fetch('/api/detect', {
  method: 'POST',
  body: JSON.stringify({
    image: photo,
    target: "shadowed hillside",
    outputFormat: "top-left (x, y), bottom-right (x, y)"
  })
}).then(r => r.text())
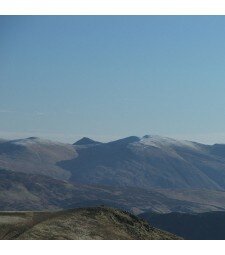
top-left (140, 211), bottom-right (225, 240)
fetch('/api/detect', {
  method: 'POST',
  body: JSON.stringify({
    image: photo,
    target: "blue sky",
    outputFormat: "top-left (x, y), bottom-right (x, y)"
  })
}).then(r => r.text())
top-left (1, 16), bottom-right (225, 144)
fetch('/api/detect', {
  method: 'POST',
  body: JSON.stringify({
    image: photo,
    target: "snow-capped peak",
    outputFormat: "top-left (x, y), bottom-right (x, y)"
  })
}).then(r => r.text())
top-left (140, 134), bottom-right (200, 150)
top-left (11, 137), bottom-right (66, 146)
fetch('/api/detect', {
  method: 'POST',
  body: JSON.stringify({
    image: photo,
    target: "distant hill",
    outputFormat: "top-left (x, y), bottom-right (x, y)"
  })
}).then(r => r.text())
top-left (139, 211), bottom-right (225, 240)
top-left (0, 207), bottom-right (181, 240)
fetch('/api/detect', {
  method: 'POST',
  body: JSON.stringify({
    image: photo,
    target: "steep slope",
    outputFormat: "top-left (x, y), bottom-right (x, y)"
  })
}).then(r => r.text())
top-left (139, 211), bottom-right (225, 240)
top-left (0, 137), bottom-right (77, 179)
top-left (59, 135), bottom-right (225, 190)
top-left (0, 207), bottom-right (181, 240)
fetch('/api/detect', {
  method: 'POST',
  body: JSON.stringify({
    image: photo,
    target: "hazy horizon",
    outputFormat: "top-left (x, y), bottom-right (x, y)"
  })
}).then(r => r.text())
top-left (2, 131), bottom-right (225, 145)
top-left (1, 16), bottom-right (225, 144)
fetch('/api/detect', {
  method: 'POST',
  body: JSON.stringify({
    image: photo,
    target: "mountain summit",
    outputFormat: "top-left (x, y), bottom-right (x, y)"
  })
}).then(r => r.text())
top-left (73, 137), bottom-right (101, 146)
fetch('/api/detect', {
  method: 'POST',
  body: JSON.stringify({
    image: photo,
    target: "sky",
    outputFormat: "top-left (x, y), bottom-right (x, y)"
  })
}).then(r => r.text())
top-left (1, 16), bottom-right (225, 144)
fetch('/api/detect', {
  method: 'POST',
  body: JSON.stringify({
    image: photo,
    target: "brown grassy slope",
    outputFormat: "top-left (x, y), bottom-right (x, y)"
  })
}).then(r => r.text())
top-left (0, 207), bottom-right (181, 240)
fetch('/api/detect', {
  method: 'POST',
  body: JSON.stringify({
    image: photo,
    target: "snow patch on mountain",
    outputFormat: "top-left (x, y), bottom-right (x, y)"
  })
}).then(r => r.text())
top-left (11, 137), bottom-right (68, 147)
top-left (140, 135), bottom-right (202, 151)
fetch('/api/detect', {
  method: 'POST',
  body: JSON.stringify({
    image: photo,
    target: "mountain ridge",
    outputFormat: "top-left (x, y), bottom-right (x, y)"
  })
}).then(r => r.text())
top-left (59, 135), bottom-right (225, 190)
top-left (2, 134), bottom-right (225, 190)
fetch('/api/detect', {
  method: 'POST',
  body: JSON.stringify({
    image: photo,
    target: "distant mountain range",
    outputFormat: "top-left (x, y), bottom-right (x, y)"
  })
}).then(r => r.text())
top-left (1, 135), bottom-right (225, 214)
top-left (60, 135), bottom-right (225, 190)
